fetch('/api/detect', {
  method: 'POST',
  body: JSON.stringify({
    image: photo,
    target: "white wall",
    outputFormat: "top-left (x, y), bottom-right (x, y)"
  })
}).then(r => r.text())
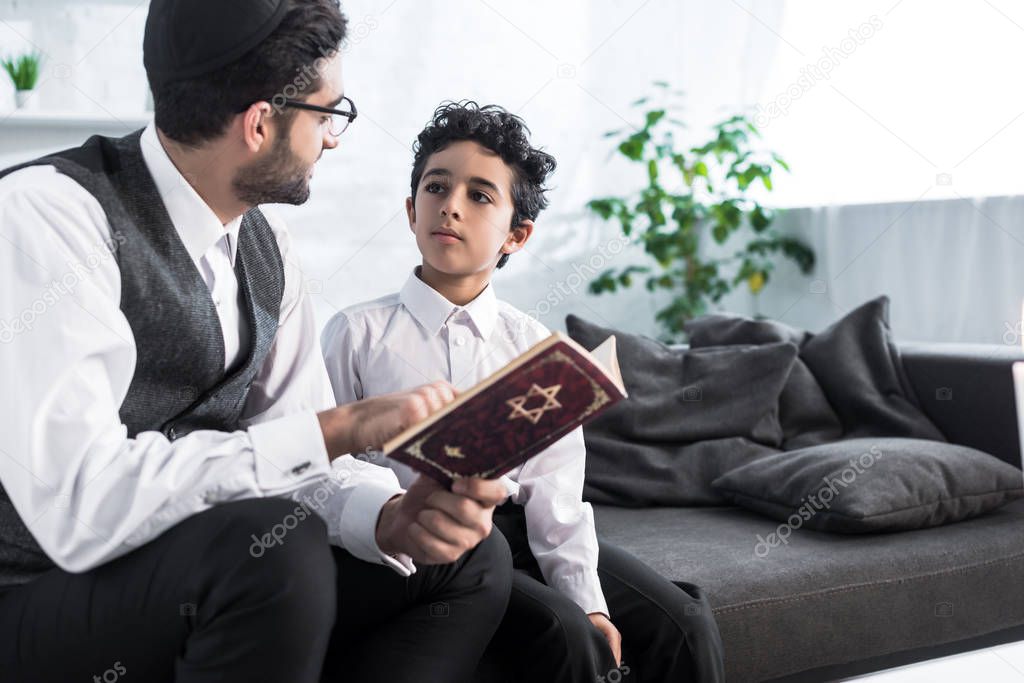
top-left (1, 0), bottom-right (1022, 345)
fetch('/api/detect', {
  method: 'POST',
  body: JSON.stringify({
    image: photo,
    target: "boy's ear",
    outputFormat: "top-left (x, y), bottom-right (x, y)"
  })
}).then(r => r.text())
top-left (405, 196), bottom-right (416, 232)
top-left (501, 220), bottom-right (534, 256)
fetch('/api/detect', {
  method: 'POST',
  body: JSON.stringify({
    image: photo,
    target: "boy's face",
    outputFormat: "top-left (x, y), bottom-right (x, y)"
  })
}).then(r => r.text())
top-left (407, 140), bottom-right (532, 277)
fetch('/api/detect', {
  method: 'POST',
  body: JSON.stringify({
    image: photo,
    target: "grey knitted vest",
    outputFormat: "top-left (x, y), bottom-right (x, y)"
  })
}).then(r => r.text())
top-left (0, 130), bottom-right (285, 587)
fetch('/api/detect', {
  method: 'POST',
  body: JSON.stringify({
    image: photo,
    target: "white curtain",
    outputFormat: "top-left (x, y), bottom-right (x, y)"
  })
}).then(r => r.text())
top-left (722, 195), bottom-right (1024, 345)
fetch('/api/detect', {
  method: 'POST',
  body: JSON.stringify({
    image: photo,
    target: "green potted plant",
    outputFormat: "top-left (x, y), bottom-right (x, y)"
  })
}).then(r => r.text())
top-left (3, 52), bottom-right (42, 109)
top-left (586, 82), bottom-right (815, 342)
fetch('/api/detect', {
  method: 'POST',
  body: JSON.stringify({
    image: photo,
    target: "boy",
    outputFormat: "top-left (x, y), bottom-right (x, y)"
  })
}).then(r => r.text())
top-left (322, 102), bottom-right (724, 682)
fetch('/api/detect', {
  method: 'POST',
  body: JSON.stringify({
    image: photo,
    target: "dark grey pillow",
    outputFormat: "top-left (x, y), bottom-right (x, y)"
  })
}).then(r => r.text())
top-left (566, 314), bottom-right (797, 505)
top-left (712, 438), bottom-right (1024, 532)
top-left (685, 312), bottom-right (810, 347)
top-left (684, 313), bottom-right (842, 449)
top-left (566, 314), bottom-right (797, 445)
top-left (583, 436), bottom-right (780, 507)
top-left (684, 296), bottom-right (945, 446)
top-left (801, 297), bottom-right (945, 442)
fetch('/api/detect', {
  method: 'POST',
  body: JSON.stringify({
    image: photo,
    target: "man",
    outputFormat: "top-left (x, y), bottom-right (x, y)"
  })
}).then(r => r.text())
top-left (0, 1), bottom-right (511, 681)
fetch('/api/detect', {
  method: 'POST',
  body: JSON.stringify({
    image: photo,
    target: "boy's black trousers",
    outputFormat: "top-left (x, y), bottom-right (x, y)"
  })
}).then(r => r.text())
top-left (0, 497), bottom-right (513, 683)
top-left (478, 503), bottom-right (726, 683)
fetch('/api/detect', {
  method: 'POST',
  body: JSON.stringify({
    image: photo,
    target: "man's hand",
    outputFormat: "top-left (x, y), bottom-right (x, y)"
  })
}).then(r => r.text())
top-left (375, 475), bottom-right (508, 565)
top-left (589, 613), bottom-right (622, 666)
top-left (317, 381), bottom-right (456, 458)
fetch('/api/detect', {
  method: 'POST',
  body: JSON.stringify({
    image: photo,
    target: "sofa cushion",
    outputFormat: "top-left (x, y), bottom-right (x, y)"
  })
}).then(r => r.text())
top-left (711, 438), bottom-right (1024, 532)
top-left (566, 314), bottom-right (796, 505)
top-left (684, 296), bottom-right (945, 447)
top-left (594, 498), bottom-right (1024, 682)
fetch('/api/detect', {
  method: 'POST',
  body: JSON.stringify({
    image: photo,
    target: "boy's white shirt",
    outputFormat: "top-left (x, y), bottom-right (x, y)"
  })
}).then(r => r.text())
top-left (322, 268), bottom-right (610, 617)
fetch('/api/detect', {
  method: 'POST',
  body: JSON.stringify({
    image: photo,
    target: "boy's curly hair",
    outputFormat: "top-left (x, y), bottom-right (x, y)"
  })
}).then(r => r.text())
top-left (410, 101), bottom-right (556, 268)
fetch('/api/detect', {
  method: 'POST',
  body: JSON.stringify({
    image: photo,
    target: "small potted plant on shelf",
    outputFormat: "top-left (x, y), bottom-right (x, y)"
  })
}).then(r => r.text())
top-left (3, 52), bottom-right (42, 109)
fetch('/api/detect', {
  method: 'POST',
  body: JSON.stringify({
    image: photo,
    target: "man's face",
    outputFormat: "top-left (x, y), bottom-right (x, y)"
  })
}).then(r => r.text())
top-left (409, 140), bottom-right (519, 276)
top-left (232, 53), bottom-right (344, 206)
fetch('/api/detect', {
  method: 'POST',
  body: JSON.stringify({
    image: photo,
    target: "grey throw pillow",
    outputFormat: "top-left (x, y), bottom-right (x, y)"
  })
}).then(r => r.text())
top-left (566, 314), bottom-right (797, 505)
top-left (800, 297), bottom-right (945, 442)
top-left (583, 435), bottom-right (780, 507)
top-left (712, 438), bottom-right (1024, 532)
top-left (567, 314), bottom-right (797, 445)
top-left (684, 296), bottom-right (945, 447)
top-left (684, 313), bottom-right (842, 449)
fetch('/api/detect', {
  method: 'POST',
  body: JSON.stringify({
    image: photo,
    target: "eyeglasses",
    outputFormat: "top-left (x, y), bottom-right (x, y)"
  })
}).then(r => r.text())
top-left (280, 95), bottom-right (358, 137)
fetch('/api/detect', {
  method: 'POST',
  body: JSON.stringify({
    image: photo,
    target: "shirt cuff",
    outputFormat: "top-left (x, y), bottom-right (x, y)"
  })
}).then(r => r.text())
top-left (248, 410), bottom-right (331, 494)
top-left (499, 474), bottom-right (520, 500)
top-left (555, 569), bottom-right (610, 617)
top-left (338, 475), bottom-right (416, 576)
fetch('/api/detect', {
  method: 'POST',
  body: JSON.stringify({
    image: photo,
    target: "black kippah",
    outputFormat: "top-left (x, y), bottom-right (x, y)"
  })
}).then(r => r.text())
top-left (144, 0), bottom-right (288, 87)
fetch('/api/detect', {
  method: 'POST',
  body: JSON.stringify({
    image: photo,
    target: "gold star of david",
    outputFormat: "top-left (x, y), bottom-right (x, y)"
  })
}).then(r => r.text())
top-left (443, 445), bottom-right (466, 459)
top-left (506, 383), bottom-right (563, 425)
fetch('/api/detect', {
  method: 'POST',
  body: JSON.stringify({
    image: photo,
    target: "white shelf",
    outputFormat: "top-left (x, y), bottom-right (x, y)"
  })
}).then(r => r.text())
top-left (0, 110), bottom-right (151, 129)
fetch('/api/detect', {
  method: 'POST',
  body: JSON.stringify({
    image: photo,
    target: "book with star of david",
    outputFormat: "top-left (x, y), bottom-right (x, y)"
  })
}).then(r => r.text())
top-left (381, 332), bottom-right (627, 485)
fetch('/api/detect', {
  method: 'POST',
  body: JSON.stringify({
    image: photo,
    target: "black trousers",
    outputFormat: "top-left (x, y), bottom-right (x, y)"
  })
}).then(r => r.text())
top-left (479, 504), bottom-right (726, 683)
top-left (0, 497), bottom-right (513, 683)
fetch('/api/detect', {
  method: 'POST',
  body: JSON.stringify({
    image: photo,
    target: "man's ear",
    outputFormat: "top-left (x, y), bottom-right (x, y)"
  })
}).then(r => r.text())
top-left (406, 196), bottom-right (416, 233)
top-left (240, 101), bottom-right (275, 154)
top-left (501, 219), bottom-right (534, 256)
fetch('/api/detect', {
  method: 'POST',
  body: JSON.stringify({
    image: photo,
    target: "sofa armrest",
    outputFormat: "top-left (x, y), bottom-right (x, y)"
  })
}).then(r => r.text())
top-left (897, 342), bottom-right (1024, 468)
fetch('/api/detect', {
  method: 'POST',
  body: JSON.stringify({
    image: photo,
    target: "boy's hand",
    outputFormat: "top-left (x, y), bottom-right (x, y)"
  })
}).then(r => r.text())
top-left (588, 613), bottom-right (622, 666)
top-left (317, 381), bottom-right (456, 458)
top-left (375, 475), bottom-right (508, 564)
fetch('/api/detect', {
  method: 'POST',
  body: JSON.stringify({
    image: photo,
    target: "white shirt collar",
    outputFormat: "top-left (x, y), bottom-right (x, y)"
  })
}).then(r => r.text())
top-left (399, 267), bottom-right (499, 339)
top-left (139, 123), bottom-right (243, 266)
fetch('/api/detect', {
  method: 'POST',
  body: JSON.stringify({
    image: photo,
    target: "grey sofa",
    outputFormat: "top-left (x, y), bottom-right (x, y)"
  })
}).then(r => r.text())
top-left (593, 342), bottom-right (1024, 682)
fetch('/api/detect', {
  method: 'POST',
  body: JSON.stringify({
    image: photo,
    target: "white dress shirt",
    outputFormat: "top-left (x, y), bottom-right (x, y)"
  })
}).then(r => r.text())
top-left (321, 268), bottom-right (609, 615)
top-left (0, 123), bottom-right (411, 575)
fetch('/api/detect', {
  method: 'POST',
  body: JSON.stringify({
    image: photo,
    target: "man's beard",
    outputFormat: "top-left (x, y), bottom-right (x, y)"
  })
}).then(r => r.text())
top-left (232, 133), bottom-right (312, 206)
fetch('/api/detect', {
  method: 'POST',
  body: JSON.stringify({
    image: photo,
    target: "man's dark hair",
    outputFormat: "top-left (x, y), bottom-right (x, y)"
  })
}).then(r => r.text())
top-left (410, 101), bottom-right (557, 269)
top-left (151, 0), bottom-right (348, 146)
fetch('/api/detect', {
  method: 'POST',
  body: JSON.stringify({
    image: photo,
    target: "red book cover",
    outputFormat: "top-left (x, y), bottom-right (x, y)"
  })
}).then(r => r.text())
top-left (382, 332), bottom-right (626, 485)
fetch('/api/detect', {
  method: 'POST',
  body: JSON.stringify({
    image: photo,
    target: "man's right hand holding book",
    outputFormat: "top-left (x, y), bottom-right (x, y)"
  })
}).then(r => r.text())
top-left (316, 381), bottom-right (508, 565)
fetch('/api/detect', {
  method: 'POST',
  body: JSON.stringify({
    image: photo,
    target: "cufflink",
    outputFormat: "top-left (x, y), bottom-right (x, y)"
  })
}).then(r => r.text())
top-left (291, 461), bottom-right (311, 475)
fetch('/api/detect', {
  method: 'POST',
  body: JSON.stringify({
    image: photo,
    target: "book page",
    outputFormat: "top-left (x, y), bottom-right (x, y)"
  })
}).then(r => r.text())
top-left (590, 335), bottom-right (626, 395)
